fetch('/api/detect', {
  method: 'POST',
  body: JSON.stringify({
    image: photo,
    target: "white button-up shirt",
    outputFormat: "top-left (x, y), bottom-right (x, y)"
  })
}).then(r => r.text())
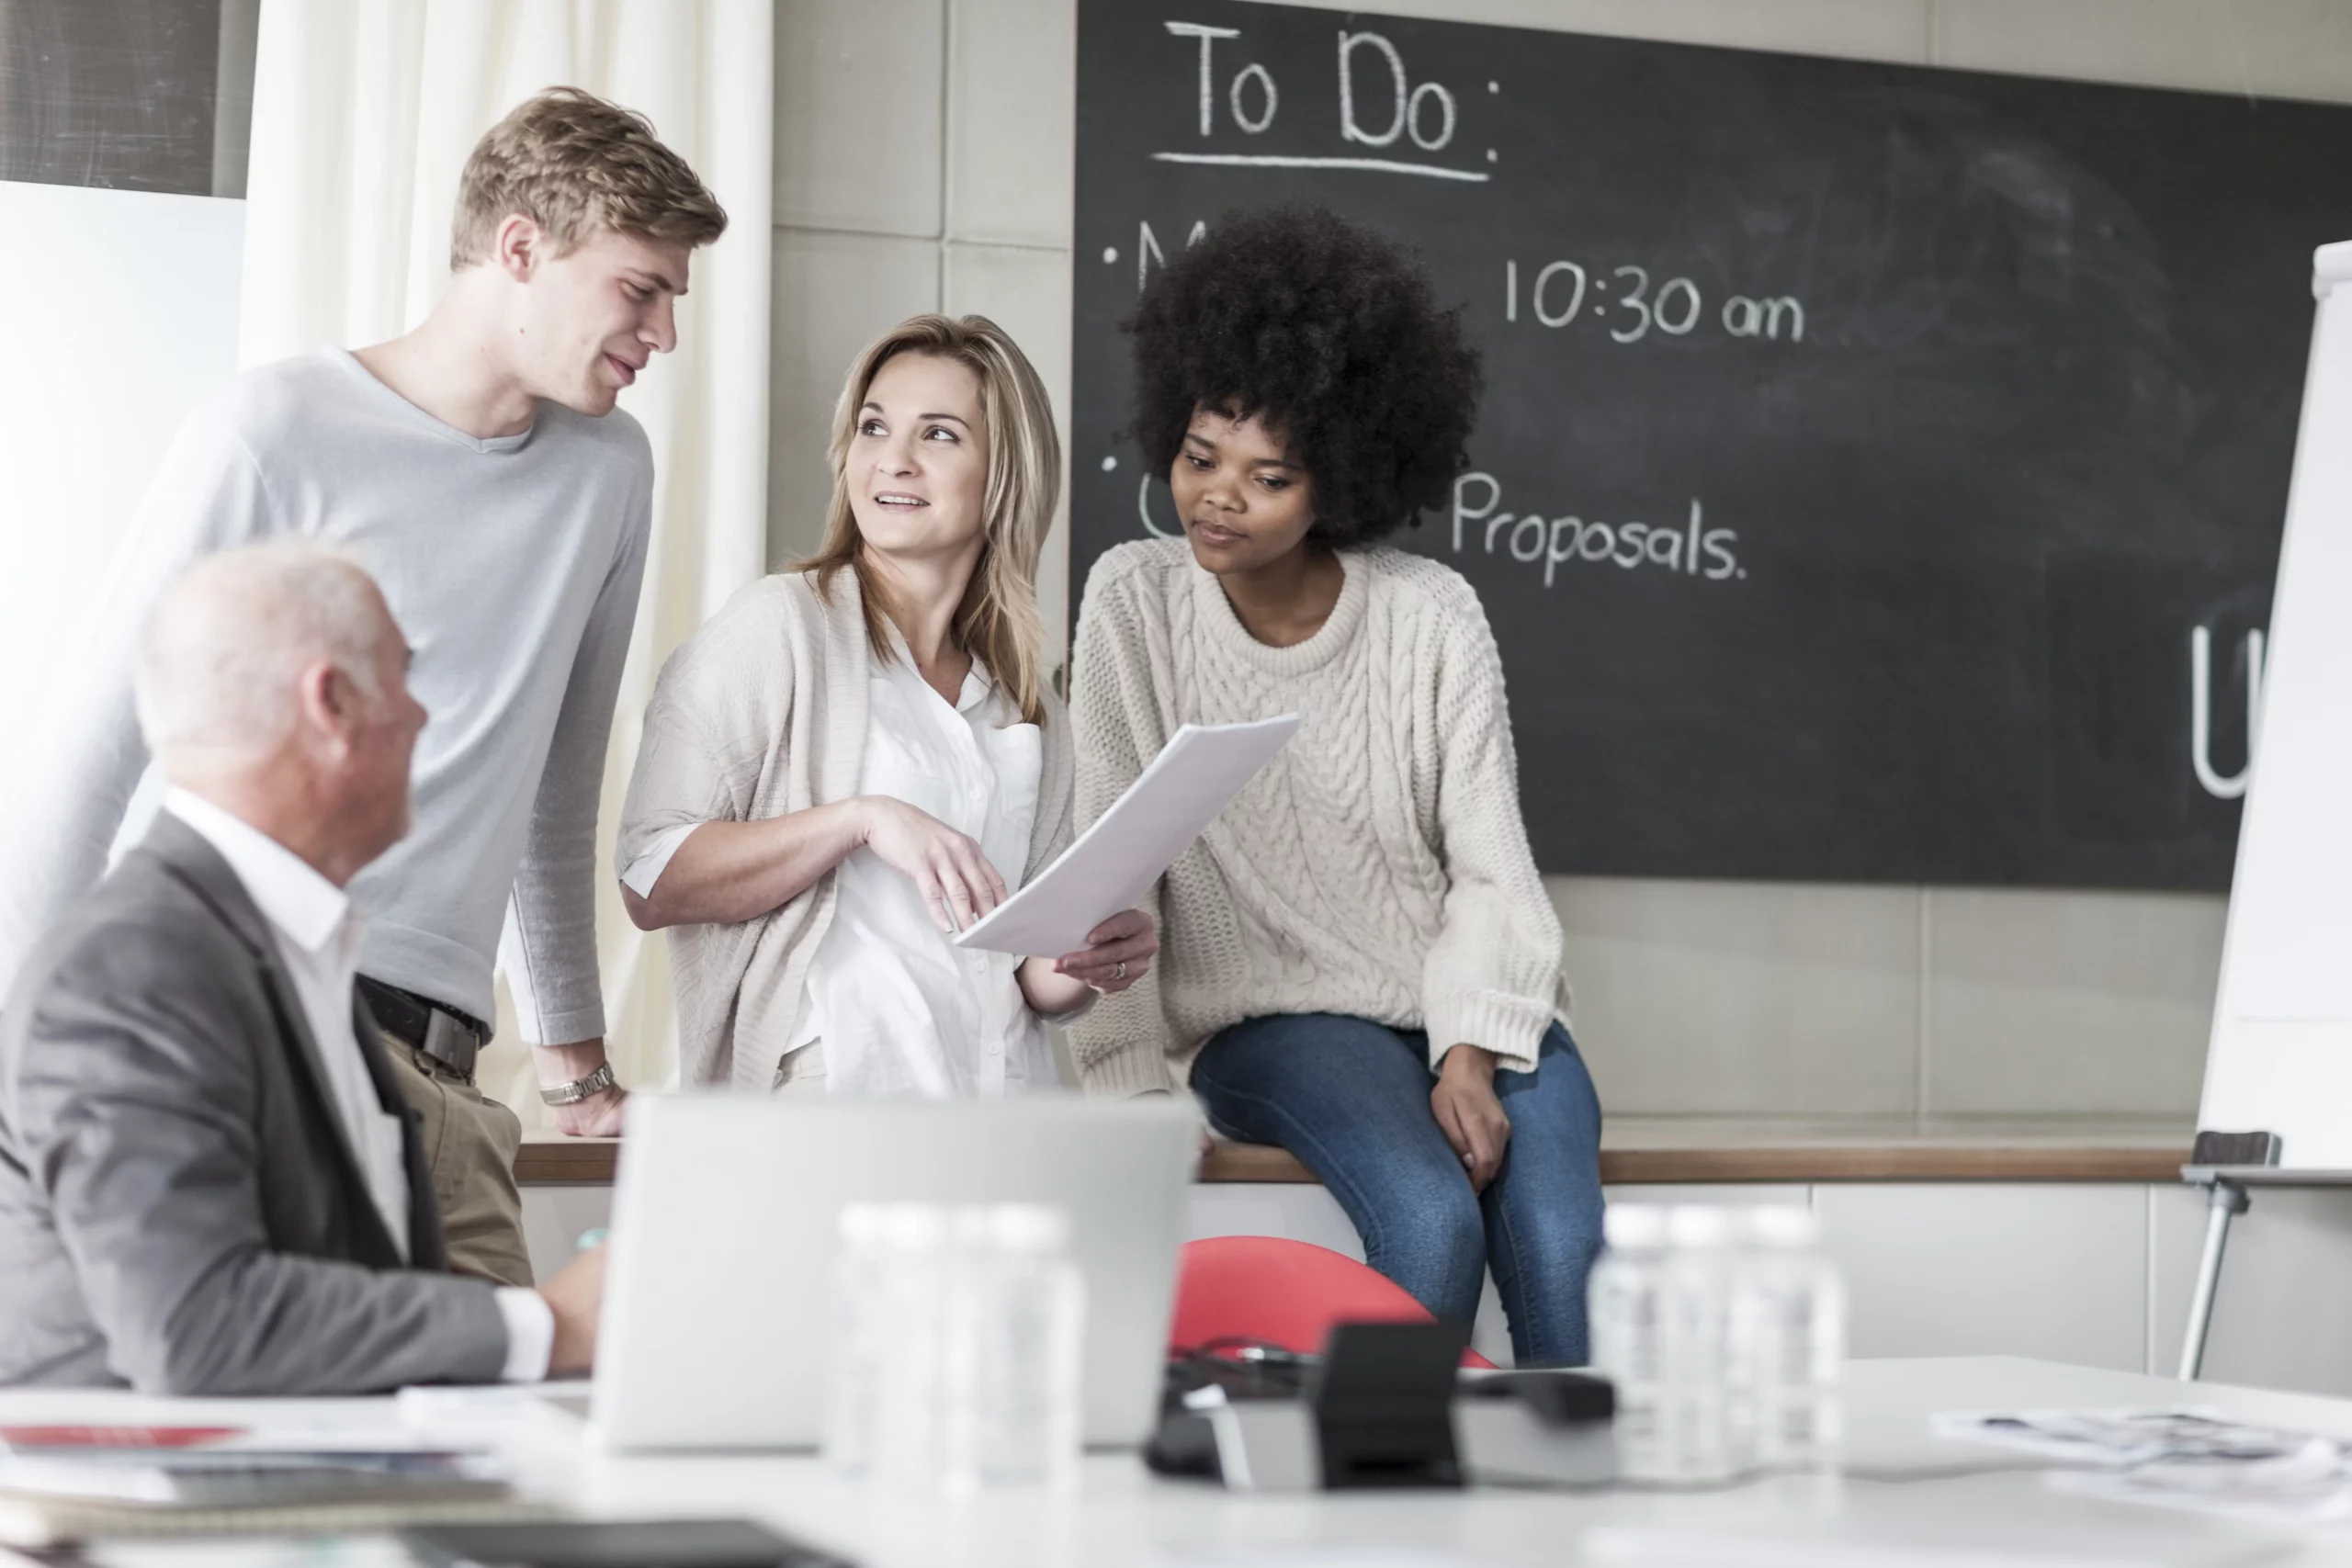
top-left (624, 643), bottom-right (1055, 1097)
top-left (164, 789), bottom-right (552, 1382)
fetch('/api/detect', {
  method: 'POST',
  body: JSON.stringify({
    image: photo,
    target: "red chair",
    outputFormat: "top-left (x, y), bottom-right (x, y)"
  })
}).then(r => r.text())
top-left (1169, 1235), bottom-right (1498, 1369)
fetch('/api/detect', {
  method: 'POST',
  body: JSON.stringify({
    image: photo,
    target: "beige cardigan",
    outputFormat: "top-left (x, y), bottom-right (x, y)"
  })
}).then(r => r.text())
top-left (617, 570), bottom-right (1075, 1091)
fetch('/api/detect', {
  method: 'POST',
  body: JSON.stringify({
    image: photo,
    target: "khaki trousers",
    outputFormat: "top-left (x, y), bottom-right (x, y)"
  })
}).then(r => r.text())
top-left (384, 1040), bottom-right (534, 1287)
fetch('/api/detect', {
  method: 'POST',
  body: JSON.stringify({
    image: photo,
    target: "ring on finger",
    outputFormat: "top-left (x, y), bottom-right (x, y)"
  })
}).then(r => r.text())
top-left (1114, 960), bottom-right (1127, 981)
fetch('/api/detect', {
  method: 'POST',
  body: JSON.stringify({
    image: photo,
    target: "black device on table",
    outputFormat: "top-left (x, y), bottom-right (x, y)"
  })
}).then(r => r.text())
top-left (401, 1517), bottom-right (853, 1568)
top-left (1148, 1319), bottom-right (1614, 1488)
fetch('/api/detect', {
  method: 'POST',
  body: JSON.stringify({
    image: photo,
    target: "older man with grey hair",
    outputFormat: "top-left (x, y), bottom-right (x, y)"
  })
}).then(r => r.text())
top-left (0, 541), bottom-right (602, 1393)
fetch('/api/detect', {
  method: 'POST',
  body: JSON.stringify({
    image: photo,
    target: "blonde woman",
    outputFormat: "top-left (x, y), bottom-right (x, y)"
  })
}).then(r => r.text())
top-left (618, 315), bottom-right (1155, 1095)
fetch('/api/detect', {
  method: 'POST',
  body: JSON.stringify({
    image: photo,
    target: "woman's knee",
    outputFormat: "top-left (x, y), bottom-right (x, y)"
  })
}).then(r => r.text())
top-left (1374, 1166), bottom-right (1487, 1270)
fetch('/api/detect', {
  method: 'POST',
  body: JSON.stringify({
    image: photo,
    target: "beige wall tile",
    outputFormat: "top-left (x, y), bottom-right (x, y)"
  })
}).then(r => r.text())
top-left (775, 0), bottom-right (946, 237)
top-left (1816, 1183), bottom-right (2147, 1369)
top-left (1932, 0), bottom-right (2352, 101)
top-left (947, 0), bottom-right (1076, 248)
top-left (1266, 0), bottom-right (1931, 63)
top-left (1923, 889), bottom-right (2224, 1121)
top-left (944, 243), bottom-right (1077, 671)
top-left (769, 231), bottom-right (942, 564)
top-left (1554, 876), bottom-right (1919, 1119)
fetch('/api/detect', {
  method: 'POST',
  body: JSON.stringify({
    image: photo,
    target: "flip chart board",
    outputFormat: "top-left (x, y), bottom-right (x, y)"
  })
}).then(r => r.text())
top-left (2196, 242), bottom-right (2352, 1170)
top-left (1069, 0), bottom-right (2352, 887)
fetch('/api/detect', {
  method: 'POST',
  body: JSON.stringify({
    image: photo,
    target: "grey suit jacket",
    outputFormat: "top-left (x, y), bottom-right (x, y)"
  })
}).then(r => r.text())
top-left (0, 815), bottom-right (509, 1393)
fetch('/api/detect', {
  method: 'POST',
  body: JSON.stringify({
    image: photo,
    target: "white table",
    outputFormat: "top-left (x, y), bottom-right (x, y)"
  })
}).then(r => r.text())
top-left (12, 1358), bottom-right (2352, 1565)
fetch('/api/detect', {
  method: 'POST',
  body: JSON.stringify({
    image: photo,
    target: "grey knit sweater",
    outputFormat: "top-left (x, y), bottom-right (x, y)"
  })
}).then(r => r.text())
top-left (1066, 538), bottom-right (1572, 1097)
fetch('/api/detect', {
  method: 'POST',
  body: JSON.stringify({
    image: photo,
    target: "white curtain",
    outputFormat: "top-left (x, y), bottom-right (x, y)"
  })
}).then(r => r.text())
top-left (240, 0), bottom-right (775, 1118)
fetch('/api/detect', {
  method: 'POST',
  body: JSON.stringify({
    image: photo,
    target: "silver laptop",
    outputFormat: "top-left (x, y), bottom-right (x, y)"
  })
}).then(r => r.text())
top-left (588, 1094), bottom-right (1198, 1452)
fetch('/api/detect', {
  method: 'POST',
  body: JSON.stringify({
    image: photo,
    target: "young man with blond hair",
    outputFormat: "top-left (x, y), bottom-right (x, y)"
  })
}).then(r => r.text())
top-left (0, 87), bottom-right (727, 1287)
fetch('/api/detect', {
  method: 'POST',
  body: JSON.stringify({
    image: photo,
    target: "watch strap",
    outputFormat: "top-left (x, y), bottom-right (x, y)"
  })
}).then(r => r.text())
top-left (539, 1061), bottom-right (617, 1106)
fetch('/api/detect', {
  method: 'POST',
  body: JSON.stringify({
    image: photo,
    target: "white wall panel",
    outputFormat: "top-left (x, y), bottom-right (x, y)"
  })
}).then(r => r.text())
top-left (1815, 1183), bottom-right (2148, 1371)
top-left (2153, 1183), bottom-right (2352, 1397)
top-left (0, 184), bottom-right (243, 807)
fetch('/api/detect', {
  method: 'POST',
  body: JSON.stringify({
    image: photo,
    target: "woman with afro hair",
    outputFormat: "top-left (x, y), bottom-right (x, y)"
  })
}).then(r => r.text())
top-left (1068, 207), bottom-right (1604, 1365)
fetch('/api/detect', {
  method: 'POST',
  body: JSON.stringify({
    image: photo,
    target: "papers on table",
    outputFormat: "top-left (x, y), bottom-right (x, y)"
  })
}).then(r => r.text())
top-left (1930, 1407), bottom-right (2315, 1467)
top-left (953, 715), bottom-right (1300, 958)
top-left (0, 1423), bottom-right (532, 1547)
top-left (1936, 1406), bottom-right (2352, 1526)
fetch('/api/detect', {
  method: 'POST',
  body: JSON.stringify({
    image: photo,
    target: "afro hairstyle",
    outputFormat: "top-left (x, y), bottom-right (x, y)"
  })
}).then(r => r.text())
top-left (1124, 204), bottom-right (1483, 547)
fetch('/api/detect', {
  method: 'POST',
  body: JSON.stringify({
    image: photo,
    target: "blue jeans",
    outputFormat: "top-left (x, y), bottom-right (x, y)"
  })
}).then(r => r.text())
top-left (1191, 1015), bottom-right (1605, 1367)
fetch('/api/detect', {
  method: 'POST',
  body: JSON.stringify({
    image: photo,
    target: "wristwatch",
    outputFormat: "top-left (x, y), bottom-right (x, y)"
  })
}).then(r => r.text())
top-left (540, 1061), bottom-right (618, 1106)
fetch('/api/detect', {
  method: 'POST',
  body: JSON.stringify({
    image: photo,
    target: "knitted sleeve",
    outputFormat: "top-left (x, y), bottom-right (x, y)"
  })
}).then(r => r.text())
top-left (1066, 560), bottom-right (1179, 1096)
top-left (1418, 588), bottom-right (1566, 1076)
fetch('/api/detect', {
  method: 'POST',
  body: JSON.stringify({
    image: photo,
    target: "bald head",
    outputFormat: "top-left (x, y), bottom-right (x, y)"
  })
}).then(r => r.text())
top-left (135, 541), bottom-right (397, 763)
top-left (134, 542), bottom-right (426, 884)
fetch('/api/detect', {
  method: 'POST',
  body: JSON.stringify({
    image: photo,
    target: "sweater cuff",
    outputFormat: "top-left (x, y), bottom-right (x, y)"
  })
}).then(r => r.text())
top-left (1076, 1039), bottom-right (1176, 1098)
top-left (1424, 991), bottom-right (1550, 1077)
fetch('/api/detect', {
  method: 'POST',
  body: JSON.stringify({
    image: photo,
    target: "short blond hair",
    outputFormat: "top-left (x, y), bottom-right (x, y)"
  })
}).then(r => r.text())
top-left (450, 87), bottom-right (727, 269)
top-left (800, 315), bottom-right (1062, 727)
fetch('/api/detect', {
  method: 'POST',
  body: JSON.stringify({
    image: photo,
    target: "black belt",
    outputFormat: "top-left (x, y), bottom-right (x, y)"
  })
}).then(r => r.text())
top-left (357, 976), bottom-right (487, 1079)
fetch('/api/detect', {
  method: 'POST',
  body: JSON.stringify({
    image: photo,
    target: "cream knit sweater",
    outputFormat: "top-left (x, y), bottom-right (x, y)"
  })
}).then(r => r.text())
top-left (1067, 538), bottom-right (1571, 1097)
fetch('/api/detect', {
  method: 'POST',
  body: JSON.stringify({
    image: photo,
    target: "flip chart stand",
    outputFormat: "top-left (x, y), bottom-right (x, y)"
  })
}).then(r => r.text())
top-left (2177, 1167), bottom-right (2253, 1381)
top-left (2174, 1133), bottom-right (2338, 1382)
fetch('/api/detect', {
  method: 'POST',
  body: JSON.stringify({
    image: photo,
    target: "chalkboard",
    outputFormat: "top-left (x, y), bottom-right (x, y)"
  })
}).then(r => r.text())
top-left (1069, 0), bottom-right (2352, 889)
top-left (0, 0), bottom-right (252, 197)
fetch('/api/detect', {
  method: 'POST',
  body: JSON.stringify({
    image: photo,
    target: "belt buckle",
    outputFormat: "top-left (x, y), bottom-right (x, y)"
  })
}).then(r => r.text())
top-left (421, 1007), bottom-right (481, 1078)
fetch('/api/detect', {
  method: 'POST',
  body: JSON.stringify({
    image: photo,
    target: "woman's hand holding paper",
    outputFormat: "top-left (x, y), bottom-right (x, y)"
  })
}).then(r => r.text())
top-left (1054, 908), bottom-right (1159, 995)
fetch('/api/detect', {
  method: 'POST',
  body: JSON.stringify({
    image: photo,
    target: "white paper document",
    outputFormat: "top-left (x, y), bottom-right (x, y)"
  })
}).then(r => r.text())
top-left (1934, 1406), bottom-right (2352, 1527)
top-left (953, 715), bottom-right (1300, 957)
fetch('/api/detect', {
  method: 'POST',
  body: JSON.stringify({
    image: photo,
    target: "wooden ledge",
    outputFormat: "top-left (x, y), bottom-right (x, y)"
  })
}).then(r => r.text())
top-left (515, 1136), bottom-right (624, 1184)
top-left (515, 1135), bottom-right (2187, 1187)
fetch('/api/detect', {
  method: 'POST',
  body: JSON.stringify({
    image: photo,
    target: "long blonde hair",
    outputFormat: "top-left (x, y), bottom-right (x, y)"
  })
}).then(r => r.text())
top-left (798, 314), bottom-right (1060, 725)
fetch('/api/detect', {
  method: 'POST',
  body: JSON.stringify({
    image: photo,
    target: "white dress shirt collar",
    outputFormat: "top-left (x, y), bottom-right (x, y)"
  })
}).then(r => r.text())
top-left (163, 787), bottom-right (354, 955)
top-left (882, 624), bottom-right (995, 715)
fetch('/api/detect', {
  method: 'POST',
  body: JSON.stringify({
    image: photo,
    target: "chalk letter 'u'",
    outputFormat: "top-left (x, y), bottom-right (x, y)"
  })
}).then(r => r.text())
top-left (2190, 625), bottom-right (2266, 801)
